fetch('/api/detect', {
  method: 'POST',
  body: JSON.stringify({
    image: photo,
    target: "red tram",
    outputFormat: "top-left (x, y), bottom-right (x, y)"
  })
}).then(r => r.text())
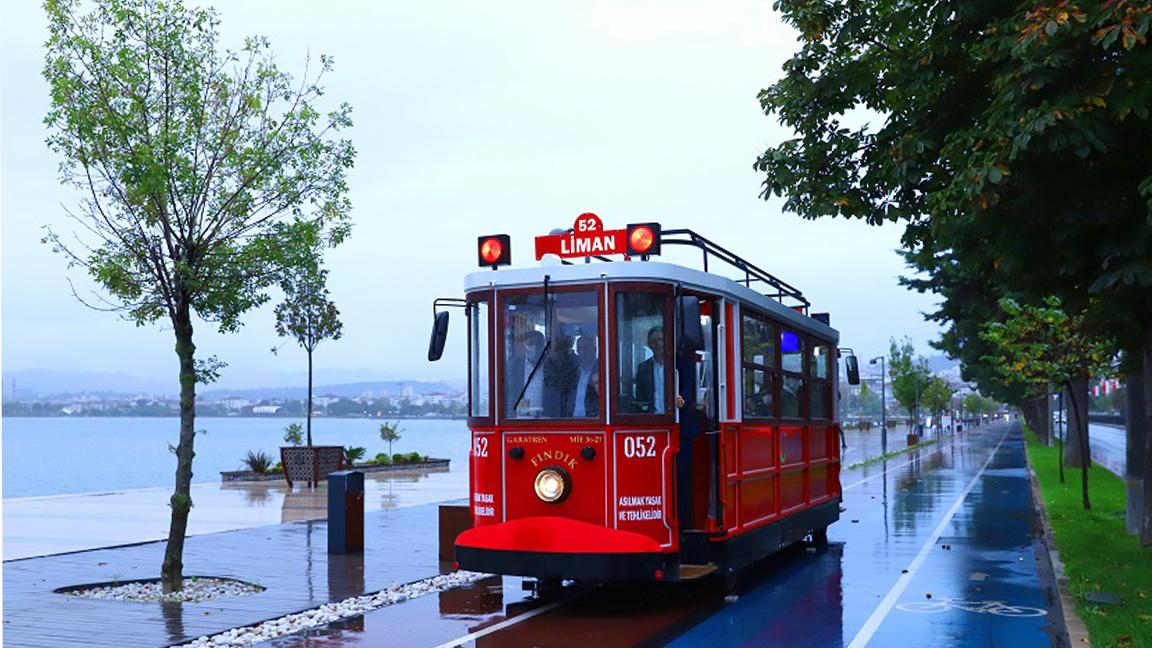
top-left (428, 214), bottom-right (860, 583)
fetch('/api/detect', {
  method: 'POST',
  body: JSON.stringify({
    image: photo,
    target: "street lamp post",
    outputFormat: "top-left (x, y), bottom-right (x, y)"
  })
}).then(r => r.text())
top-left (914, 374), bottom-right (920, 437)
top-left (869, 356), bottom-right (887, 453)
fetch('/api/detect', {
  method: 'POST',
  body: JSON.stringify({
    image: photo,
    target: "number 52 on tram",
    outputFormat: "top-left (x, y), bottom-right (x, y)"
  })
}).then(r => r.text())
top-left (428, 215), bottom-right (861, 583)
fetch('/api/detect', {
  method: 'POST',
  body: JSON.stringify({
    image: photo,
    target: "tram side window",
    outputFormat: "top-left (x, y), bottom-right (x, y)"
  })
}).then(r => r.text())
top-left (741, 312), bottom-right (777, 418)
top-left (504, 291), bottom-right (599, 419)
top-left (469, 300), bottom-right (490, 418)
top-left (810, 343), bottom-right (831, 419)
top-left (616, 293), bottom-right (671, 415)
top-left (780, 330), bottom-right (805, 419)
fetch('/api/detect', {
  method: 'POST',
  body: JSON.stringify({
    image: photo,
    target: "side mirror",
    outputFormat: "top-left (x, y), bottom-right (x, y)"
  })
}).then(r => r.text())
top-left (427, 310), bottom-right (450, 361)
top-left (845, 355), bottom-right (860, 385)
top-left (677, 296), bottom-right (704, 352)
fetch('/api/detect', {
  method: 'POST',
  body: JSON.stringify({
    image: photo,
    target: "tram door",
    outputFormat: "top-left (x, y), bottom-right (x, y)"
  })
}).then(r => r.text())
top-left (679, 298), bottom-right (720, 532)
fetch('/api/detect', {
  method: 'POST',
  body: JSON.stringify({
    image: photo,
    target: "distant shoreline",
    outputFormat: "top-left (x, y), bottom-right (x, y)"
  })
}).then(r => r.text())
top-left (1, 413), bottom-right (467, 420)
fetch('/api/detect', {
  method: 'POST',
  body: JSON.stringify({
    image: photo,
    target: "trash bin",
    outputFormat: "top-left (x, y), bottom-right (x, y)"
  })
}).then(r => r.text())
top-left (328, 470), bottom-right (364, 554)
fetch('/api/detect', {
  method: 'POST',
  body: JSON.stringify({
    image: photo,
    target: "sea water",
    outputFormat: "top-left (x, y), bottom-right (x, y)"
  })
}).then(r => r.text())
top-left (1, 417), bottom-right (471, 499)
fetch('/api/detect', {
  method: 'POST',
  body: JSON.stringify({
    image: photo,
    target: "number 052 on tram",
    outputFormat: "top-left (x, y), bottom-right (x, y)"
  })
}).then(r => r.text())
top-left (428, 214), bottom-right (861, 583)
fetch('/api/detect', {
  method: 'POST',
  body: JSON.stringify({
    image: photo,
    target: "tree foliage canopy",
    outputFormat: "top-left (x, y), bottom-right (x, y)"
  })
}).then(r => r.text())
top-left (758, 0), bottom-right (1152, 398)
top-left (43, 0), bottom-right (355, 336)
top-left (888, 336), bottom-right (932, 418)
top-left (981, 296), bottom-right (1113, 389)
top-left (273, 223), bottom-right (344, 355)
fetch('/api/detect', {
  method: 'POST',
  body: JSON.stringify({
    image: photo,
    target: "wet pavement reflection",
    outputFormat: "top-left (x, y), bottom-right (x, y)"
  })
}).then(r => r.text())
top-left (3, 466), bottom-right (465, 559)
top-left (267, 424), bottom-right (1061, 648)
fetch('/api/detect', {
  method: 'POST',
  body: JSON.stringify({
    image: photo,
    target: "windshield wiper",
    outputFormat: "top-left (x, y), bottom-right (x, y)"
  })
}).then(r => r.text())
top-left (512, 274), bottom-right (551, 412)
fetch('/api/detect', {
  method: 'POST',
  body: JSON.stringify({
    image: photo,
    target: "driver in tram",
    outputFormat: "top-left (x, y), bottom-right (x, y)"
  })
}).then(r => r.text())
top-left (506, 329), bottom-right (545, 417)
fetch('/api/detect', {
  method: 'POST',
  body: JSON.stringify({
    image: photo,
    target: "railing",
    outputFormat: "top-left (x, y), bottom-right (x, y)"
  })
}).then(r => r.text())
top-left (660, 229), bottom-right (809, 311)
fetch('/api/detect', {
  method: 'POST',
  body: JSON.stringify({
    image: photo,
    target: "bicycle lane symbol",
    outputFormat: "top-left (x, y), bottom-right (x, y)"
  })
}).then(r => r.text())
top-left (896, 598), bottom-right (1047, 618)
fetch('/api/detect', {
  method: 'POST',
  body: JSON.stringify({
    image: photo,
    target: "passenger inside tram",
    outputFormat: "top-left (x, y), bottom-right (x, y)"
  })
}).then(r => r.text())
top-left (504, 291), bottom-right (599, 419)
top-left (542, 334), bottom-right (578, 417)
top-left (573, 335), bottom-right (599, 417)
top-left (506, 328), bottom-right (545, 417)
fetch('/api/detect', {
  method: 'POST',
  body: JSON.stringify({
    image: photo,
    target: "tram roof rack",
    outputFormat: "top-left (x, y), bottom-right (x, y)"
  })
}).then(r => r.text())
top-left (660, 229), bottom-right (808, 309)
top-left (551, 226), bottom-right (809, 311)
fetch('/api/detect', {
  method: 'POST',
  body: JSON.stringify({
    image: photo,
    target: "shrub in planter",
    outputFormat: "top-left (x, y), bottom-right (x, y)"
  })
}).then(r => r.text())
top-left (405, 451), bottom-right (423, 463)
top-left (344, 446), bottom-right (367, 466)
top-left (393, 452), bottom-right (407, 464)
top-left (373, 452), bottom-right (392, 465)
top-left (242, 450), bottom-right (274, 474)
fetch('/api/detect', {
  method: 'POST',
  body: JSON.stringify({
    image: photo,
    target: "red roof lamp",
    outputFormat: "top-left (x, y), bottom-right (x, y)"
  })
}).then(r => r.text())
top-left (478, 234), bottom-right (511, 268)
top-left (626, 222), bottom-right (661, 257)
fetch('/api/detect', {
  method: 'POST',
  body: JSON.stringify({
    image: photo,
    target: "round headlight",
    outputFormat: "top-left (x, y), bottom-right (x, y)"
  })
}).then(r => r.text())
top-left (533, 467), bottom-right (570, 503)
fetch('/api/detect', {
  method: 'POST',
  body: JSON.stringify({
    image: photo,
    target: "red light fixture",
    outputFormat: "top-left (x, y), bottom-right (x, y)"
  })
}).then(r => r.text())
top-left (626, 223), bottom-right (661, 257)
top-left (477, 234), bottom-right (511, 268)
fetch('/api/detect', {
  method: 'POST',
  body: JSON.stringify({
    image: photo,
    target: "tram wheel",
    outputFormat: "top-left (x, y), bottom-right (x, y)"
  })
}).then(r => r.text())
top-left (810, 527), bottom-right (829, 546)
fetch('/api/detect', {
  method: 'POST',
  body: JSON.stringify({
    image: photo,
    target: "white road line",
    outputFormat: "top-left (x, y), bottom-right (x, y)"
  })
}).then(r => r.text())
top-left (841, 456), bottom-right (919, 491)
top-left (430, 594), bottom-right (575, 648)
top-left (845, 432), bottom-right (1008, 648)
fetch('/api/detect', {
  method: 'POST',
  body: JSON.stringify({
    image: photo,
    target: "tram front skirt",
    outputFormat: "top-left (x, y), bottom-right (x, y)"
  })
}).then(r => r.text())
top-left (454, 516), bottom-right (675, 581)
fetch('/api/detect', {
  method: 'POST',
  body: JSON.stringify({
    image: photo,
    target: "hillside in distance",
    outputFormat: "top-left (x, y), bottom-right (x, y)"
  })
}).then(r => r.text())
top-left (2, 369), bottom-right (461, 401)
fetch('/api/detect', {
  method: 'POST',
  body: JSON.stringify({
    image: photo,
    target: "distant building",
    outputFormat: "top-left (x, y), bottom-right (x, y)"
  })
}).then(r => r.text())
top-left (220, 397), bottom-right (252, 411)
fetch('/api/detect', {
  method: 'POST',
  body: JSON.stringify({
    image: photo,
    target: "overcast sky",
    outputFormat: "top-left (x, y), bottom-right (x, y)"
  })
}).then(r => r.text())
top-left (1, 0), bottom-right (943, 388)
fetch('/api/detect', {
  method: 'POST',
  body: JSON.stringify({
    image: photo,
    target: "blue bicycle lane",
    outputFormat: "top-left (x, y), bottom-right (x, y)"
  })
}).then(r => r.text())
top-left (668, 423), bottom-right (1067, 648)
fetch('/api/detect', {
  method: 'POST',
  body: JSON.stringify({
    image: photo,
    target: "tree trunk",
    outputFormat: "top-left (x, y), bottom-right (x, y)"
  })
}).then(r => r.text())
top-left (1142, 321), bottom-right (1152, 547)
top-left (1125, 372), bottom-right (1145, 536)
top-left (306, 350), bottom-right (314, 448)
top-left (1067, 373), bottom-right (1091, 511)
top-left (1021, 399), bottom-right (1038, 432)
top-left (1035, 393), bottom-right (1051, 445)
top-left (1065, 376), bottom-right (1092, 469)
top-left (161, 297), bottom-right (197, 593)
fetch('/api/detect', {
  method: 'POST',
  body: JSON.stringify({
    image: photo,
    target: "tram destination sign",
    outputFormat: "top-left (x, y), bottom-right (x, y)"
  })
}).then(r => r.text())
top-left (534, 213), bottom-right (626, 259)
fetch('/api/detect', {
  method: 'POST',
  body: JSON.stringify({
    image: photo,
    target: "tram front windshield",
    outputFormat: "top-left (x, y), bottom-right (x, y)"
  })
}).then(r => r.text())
top-left (503, 290), bottom-right (599, 419)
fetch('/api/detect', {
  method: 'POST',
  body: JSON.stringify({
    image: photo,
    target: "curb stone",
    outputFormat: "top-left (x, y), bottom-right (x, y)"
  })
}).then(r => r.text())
top-left (1025, 452), bottom-right (1091, 646)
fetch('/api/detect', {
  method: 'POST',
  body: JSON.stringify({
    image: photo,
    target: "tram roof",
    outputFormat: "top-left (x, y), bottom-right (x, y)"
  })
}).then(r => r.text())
top-left (465, 260), bottom-right (838, 343)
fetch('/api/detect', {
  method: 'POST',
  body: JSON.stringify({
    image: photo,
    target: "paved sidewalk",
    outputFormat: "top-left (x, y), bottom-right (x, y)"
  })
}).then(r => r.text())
top-left (3, 428), bottom-right (932, 647)
top-left (3, 502), bottom-right (457, 648)
top-left (3, 468), bottom-right (466, 560)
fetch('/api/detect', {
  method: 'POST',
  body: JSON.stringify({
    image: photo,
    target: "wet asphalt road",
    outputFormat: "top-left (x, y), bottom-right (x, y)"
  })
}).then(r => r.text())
top-left (265, 423), bottom-right (1065, 647)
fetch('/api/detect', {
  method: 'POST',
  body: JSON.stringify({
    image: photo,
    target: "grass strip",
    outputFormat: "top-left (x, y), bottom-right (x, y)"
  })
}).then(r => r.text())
top-left (845, 438), bottom-right (938, 470)
top-left (1024, 430), bottom-right (1152, 647)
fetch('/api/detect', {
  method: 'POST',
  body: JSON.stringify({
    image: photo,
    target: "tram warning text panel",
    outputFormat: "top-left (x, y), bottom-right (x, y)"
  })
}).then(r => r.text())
top-left (613, 430), bottom-right (673, 548)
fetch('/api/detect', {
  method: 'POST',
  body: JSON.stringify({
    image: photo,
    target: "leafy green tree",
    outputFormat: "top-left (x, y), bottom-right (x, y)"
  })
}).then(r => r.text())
top-left (42, 0), bottom-right (354, 590)
top-left (283, 422), bottom-right (304, 446)
top-left (962, 393), bottom-right (998, 423)
top-left (888, 337), bottom-right (931, 428)
top-left (273, 230), bottom-right (343, 448)
top-left (981, 296), bottom-right (1112, 509)
top-left (758, 0), bottom-right (1152, 545)
top-left (857, 381), bottom-right (883, 418)
top-left (922, 376), bottom-right (955, 433)
top-left (379, 421), bottom-right (403, 457)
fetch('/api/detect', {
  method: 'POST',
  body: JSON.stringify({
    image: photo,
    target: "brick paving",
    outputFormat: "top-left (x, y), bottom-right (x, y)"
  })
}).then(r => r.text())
top-left (3, 502), bottom-right (457, 648)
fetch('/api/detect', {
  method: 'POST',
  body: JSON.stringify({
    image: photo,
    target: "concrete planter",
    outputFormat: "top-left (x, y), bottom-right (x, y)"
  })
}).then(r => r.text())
top-left (280, 446), bottom-right (345, 487)
top-left (221, 458), bottom-right (451, 483)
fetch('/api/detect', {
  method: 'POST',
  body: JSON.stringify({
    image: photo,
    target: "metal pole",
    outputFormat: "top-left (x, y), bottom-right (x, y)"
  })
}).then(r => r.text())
top-left (881, 358), bottom-right (887, 453)
top-left (914, 373), bottom-right (920, 437)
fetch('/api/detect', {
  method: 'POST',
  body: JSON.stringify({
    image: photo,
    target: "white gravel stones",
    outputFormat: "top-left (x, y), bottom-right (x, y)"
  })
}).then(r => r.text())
top-left (66, 578), bottom-right (264, 604)
top-left (177, 570), bottom-right (490, 647)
